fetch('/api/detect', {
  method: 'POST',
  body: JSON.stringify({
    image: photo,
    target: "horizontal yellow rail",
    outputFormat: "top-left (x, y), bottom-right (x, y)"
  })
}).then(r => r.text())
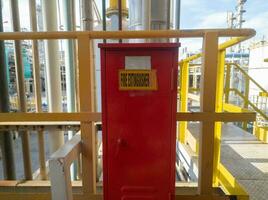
top-left (0, 29), bottom-right (255, 40)
top-left (180, 37), bottom-right (254, 63)
top-left (259, 92), bottom-right (268, 97)
top-left (0, 112), bottom-right (102, 122)
top-left (227, 63), bottom-right (267, 93)
top-left (223, 103), bottom-right (251, 113)
top-left (228, 88), bottom-right (268, 121)
top-left (0, 112), bottom-right (256, 124)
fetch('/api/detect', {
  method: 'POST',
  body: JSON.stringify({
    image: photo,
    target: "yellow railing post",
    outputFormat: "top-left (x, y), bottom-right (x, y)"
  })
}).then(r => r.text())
top-left (243, 76), bottom-right (250, 130)
top-left (198, 31), bottom-right (218, 195)
top-left (178, 61), bottom-right (189, 143)
top-left (213, 49), bottom-right (226, 185)
top-left (77, 35), bottom-right (96, 194)
top-left (225, 63), bottom-right (231, 104)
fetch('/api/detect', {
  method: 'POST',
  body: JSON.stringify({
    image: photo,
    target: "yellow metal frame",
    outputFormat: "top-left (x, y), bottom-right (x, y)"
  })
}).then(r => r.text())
top-left (254, 125), bottom-right (268, 142)
top-left (178, 61), bottom-right (189, 143)
top-left (223, 103), bottom-right (251, 113)
top-left (213, 49), bottom-right (226, 185)
top-left (218, 164), bottom-right (248, 200)
top-left (259, 91), bottom-right (268, 97)
top-left (224, 62), bottom-right (268, 136)
top-left (178, 31), bottom-right (258, 199)
top-left (226, 88), bottom-right (268, 121)
top-left (0, 28), bottom-right (256, 200)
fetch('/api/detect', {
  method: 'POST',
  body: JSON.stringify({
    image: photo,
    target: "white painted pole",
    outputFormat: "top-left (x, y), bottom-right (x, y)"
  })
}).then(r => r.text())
top-left (61, 0), bottom-right (76, 114)
top-left (42, 0), bottom-right (64, 153)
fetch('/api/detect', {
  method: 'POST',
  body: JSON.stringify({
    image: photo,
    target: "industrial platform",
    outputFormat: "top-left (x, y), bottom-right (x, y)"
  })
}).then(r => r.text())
top-left (178, 123), bottom-right (268, 200)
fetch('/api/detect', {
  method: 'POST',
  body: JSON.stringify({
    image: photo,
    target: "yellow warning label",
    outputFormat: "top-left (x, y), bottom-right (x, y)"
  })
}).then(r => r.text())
top-left (119, 70), bottom-right (157, 90)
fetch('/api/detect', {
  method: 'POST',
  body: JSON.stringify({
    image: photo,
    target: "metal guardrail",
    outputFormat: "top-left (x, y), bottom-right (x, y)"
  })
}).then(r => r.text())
top-left (227, 88), bottom-right (268, 121)
top-left (225, 62), bottom-right (268, 132)
top-left (178, 30), bottom-right (257, 199)
top-left (181, 62), bottom-right (268, 128)
top-left (0, 29), bottom-right (256, 200)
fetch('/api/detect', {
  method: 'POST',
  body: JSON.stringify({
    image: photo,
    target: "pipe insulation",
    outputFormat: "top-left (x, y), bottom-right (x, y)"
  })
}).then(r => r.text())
top-left (42, 0), bottom-right (64, 153)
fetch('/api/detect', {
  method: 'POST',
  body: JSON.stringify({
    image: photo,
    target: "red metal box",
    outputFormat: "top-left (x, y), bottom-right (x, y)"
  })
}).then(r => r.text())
top-left (99, 43), bottom-right (180, 200)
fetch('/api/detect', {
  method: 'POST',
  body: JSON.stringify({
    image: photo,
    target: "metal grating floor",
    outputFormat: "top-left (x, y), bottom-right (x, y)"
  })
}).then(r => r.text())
top-left (185, 123), bottom-right (268, 200)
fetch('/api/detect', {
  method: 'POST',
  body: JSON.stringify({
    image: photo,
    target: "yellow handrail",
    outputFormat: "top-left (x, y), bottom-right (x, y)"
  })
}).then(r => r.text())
top-left (179, 37), bottom-right (252, 63)
top-left (227, 62), bottom-right (267, 93)
top-left (0, 29), bottom-right (256, 200)
top-left (227, 88), bottom-right (268, 121)
top-left (0, 29), bottom-right (256, 40)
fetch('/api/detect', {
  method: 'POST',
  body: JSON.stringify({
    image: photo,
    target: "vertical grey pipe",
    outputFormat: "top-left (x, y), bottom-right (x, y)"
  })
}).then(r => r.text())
top-left (166, 0), bottom-right (171, 42)
top-left (29, 0), bottom-right (47, 180)
top-left (175, 0), bottom-right (181, 30)
top-left (62, 0), bottom-right (77, 180)
top-left (118, 0), bottom-right (122, 43)
top-left (10, 0), bottom-right (33, 180)
top-left (62, 0), bottom-right (76, 114)
top-left (175, 0), bottom-right (181, 43)
top-left (81, 0), bottom-right (94, 31)
top-left (102, 0), bottom-right (106, 43)
top-left (81, 0), bottom-right (96, 111)
top-left (0, 0), bottom-right (16, 180)
top-left (142, 0), bottom-right (151, 31)
top-left (167, 0), bottom-right (171, 30)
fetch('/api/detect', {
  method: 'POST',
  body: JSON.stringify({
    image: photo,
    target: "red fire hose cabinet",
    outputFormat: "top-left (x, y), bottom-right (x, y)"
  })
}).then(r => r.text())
top-left (99, 43), bottom-right (180, 200)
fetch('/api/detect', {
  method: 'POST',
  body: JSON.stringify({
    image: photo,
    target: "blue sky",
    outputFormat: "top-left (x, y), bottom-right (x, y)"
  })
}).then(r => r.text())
top-left (179, 0), bottom-right (268, 50)
top-left (2, 0), bottom-right (267, 50)
top-left (181, 0), bottom-right (268, 36)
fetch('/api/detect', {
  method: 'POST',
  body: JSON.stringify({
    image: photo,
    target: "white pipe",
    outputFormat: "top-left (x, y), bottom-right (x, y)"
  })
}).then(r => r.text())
top-left (129, 0), bottom-right (175, 42)
top-left (142, 0), bottom-right (151, 31)
top-left (61, 0), bottom-right (76, 113)
top-left (61, 0), bottom-right (77, 180)
top-left (42, 0), bottom-right (64, 153)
